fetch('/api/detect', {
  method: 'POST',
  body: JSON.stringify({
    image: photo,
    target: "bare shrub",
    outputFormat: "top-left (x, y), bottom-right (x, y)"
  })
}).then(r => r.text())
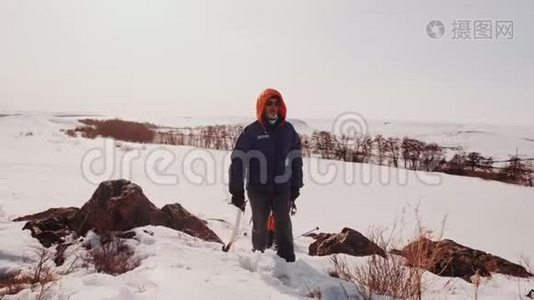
top-left (303, 285), bottom-right (322, 299)
top-left (401, 137), bottom-right (425, 170)
top-left (1, 247), bottom-right (57, 299)
top-left (311, 131), bottom-right (338, 159)
top-left (0, 269), bottom-right (31, 297)
top-left (26, 247), bottom-right (56, 286)
top-left (330, 253), bottom-right (425, 300)
top-left (155, 131), bottom-right (185, 146)
top-left (85, 235), bottom-right (140, 276)
top-left (65, 129), bottom-right (77, 138)
top-left (75, 119), bottom-right (156, 143)
top-left (499, 156), bottom-right (532, 185)
top-left (421, 143), bottom-right (445, 172)
top-left (384, 137), bottom-right (401, 168)
top-left (329, 208), bottom-right (447, 300)
top-left (27, 247), bottom-right (57, 299)
top-left (373, 135), bottom-right (386, 165)
top-left (464, 170), bottom-right (501, 181)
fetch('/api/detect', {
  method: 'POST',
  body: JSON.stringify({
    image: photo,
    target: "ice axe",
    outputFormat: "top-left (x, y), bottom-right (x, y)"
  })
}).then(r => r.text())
top-left (222, 207), bottom-right (243, 252)
top-left (296, 226), bottom-right (320, 238)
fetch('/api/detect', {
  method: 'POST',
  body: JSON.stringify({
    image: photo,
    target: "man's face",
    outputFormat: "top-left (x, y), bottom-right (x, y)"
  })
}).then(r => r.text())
top-left (264, 97), bottom-right (280, 119)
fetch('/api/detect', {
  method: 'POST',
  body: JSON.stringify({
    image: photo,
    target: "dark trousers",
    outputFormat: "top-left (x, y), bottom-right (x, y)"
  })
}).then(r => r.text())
top-left (247, 188), bottom-right (295, 262)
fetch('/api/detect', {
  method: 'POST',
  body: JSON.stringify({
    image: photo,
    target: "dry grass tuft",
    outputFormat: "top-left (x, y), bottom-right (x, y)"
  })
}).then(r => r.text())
top-left (303, 285), bottom-right (322, 299)
top-left (329, 207), bottom-right (448, 300)
top-left (84, 235), bottom-right (140, 276)
top-left (330, 253), bottom-right (425, 300)
top-left (1, 247), bottom-right (58, 299)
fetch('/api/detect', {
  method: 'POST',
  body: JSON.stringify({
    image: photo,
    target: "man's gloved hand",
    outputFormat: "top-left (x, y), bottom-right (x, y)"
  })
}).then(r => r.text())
top-left (231, 191), bottom-right (246, 212)
top-left (290, 188), bottom-right (300, 216)
top-left (290, 188), bottom-right (300, 202)
top-left (290, 201), bottom-right (297, 216)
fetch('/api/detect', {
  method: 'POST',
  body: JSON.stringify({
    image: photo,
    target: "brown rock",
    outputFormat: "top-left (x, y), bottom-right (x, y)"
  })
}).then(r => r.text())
top-left (13, 207), bottom-right (79, 223)
top-left (70, 179), bottom-right (162, 234)
top-left (397, 238), bottom-right (533, 281)
top-left (14, 207), bottom-right (79, 247)
top-left (308, 227), bottom-right (386, 258)
top-left (160, 203), bottom-right (221, 243)
top-left (17, 179), bottom-right (222, 247)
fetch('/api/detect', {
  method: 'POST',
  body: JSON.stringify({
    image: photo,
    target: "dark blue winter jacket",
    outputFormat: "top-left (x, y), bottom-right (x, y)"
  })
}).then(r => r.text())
top-left (229, 119), bottom-right (303, 196)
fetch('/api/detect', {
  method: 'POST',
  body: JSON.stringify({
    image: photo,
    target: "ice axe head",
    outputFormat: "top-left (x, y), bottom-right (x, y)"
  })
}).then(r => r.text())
top-left (222, 243), bottom-right (232, 252)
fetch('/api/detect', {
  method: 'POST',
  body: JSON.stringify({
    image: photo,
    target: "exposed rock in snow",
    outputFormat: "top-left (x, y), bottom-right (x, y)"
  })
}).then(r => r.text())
top-left (14, 207), bottom-right (79, 247)
top-left (160, 203), bottom-right (221, 243)
top-left (395, 238), bottom-right (533, 281)
top-left (14, 179), bottom-right (222, 247)
top-left (307, 227), bottom-right (386, 258)
top-left (69, 179), bottom-right (165, 235)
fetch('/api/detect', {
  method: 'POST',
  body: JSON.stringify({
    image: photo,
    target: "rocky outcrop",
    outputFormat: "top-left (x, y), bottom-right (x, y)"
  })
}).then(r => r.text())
top-left (14, 207), bottom-right (79, 247)
top-left (16, 179), bottom-right (222, 247)
top-left (159, 203), bottom-right (220, 243)
top-left (69, 179), bottom-right (163, 235)
top-left (307, 227), bottom-right (386, 258)
top-left (394, 238), bottom-right (532, 281)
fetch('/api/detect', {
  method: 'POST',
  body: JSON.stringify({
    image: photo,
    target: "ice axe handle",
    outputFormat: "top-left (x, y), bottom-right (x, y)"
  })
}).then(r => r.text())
top-left (299, 227), bottom-right (320, 237)
top-left (222, 207), bottom-right (243, 252)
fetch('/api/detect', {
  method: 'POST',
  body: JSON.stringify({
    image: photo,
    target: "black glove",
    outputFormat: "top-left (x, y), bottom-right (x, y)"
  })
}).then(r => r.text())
top-left (290, 201), bottom-right (297, 216)
top-left (290, 188), bottom-right (300, 216)
top-left (231, 191), bottom-right (246, 212)
top-left (290, 188), bottom-right (300, 202)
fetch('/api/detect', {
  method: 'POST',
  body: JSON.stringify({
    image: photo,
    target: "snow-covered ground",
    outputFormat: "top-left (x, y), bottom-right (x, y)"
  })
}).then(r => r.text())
top-left (1, 112), bottom-right (534, 299)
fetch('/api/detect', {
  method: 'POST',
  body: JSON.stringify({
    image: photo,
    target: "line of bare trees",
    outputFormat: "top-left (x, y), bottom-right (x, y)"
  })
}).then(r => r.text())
top-left (303, 131), bottom-right (533, 187)
top-left (158, 126), bottom-right (533, 187)
top-left (154, 125), bottom-right (244, 150)
top-left (67, 119), bottom-right (534, 187)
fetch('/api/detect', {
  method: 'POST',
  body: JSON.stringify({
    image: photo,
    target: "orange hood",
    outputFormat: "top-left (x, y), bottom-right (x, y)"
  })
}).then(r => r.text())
top-left (256, 88), bottom-right (287, 126)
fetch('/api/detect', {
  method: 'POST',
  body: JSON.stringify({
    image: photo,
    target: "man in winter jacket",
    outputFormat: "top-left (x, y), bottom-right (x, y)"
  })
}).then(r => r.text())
top-left (229, 88), bottom-right (303, 262)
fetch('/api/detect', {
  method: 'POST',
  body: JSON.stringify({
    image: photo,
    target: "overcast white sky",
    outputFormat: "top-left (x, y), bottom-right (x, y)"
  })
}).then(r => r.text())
top-left (1, 0), bottom-right (533, 125)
